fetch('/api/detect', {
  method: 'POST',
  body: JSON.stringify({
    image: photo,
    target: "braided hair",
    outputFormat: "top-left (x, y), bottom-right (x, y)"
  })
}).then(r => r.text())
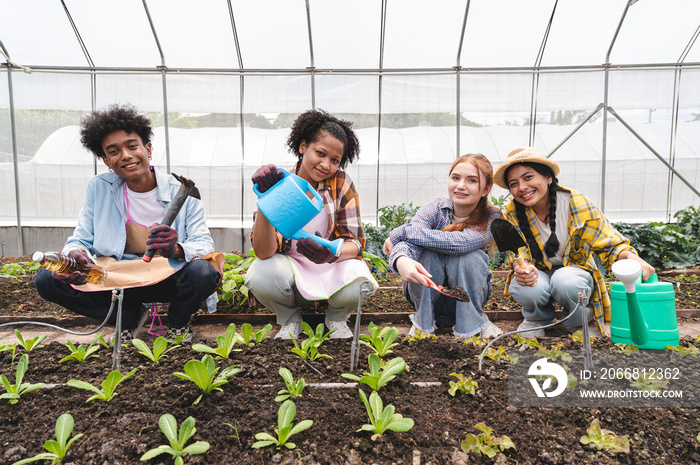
top-left (286, 109), bottom-right (360, 170)
top-left (505, 162), bottom-right (562, 263)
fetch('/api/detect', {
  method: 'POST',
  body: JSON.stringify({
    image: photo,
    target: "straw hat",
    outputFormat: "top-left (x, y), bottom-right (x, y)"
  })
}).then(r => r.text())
top-left (493, 147), bottom-right (560, 189)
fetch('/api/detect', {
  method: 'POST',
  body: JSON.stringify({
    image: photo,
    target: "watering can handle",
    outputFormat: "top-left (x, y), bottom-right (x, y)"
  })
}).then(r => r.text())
top-left (635, 273), bottom-right (659, 284)
top-left (252, 168), bottom-right (290, 198)
top-left (292, 230), bottom-right (344, 257)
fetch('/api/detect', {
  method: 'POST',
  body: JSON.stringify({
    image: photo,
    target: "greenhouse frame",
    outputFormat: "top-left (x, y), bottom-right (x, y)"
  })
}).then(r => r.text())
top-left (1, 0), bottom-right (699, 256)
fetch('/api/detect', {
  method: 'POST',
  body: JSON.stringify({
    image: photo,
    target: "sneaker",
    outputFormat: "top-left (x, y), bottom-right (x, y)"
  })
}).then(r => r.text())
top-left (408, 324), bottom-right (420, 336)
top-left (275, 321), bottom-right (302, 340)
top-left (480, 322), bottom-right (504, 339)
top-left (516, 319), bottom-right (555, 338)
top-left (165, 325), bottom-right (193, 343)
top-left (108, 329), bottom-right (134, 345)
top-left (325, 317), bottom-right (353, 339)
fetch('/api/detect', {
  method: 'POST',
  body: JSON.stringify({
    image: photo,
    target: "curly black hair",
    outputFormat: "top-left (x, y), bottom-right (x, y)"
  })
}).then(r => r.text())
top-left (80, 104), bottom-right (153, 158)
top-left (505, 161), bottom-right (563, 263)
top-left (285, 109), bottom-right (359, 170)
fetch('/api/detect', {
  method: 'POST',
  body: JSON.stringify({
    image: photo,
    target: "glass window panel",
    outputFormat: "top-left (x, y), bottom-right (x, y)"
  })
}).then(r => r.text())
top-left (233, 1), bottom-right (309, 69)
top-left (310, 0), bottom-right (381, 69)
top-left (147, 0), bottom-right (240, 69)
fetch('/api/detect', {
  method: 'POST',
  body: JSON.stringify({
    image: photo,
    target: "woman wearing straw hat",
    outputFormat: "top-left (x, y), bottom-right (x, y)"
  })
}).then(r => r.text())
top-left (493, 147), bottom-right (654, 337)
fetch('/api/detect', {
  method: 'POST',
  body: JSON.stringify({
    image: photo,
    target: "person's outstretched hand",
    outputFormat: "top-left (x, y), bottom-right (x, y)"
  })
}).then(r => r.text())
top-left (297, 236), bottom-right (338, 264)
top-left (52, 249), bottom-right (91, 285)
top-left (251, 164), bottom-right (284, 193)
top-left (147, 224), bottom-right (179, 258)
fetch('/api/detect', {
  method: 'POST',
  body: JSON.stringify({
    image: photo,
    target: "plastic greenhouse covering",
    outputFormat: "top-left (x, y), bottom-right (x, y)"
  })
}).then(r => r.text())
top-left (1, 0), bottom-right (700, 254)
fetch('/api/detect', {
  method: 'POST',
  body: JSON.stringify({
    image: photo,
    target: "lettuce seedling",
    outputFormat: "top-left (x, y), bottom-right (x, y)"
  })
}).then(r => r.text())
top-left (66, 368), bottom-right (137, 403)
top-left (359, 323), bottom-right (400, 357)
top-left (341, 353), bottom-right (406, 392)
top-left (290, 324), bottom-right (334, 362)
top-left (132, 336), bottom-right (180, 363)
top-left (192, 323), bottom-right (242, 359)
top-left (59, 338), bottom-right (103, 364)
top-left (240, 323), bottom-right (272, 346)
top-left (252, 400), bottom-right (313, 450)
top-left (275, 367), bottom-right (306, 402)
top-left (140, 414), bottom-right (209, 465)
top-left (448, 372), bottom-right (478, 396)
top-left (357, 390), bottom-right (414, 441)
top-left (0, 353), bottom-right (44, 404)
top-left (12, 413), bottom-right (83, 465)
top-left (14, 330), bottom-right (47, 352)
top-left (580, 419), bottom-right (630, 454)
top-left (173, 354), bottom-right (241, 405)
top-left (402, 330), bottom-right (436, 343)
top-left (461, 422), bottom-right (516, 458)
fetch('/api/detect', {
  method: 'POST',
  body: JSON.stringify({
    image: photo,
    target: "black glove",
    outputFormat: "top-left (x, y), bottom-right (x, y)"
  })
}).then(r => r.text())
top-left (296, 234), bottom-right (338, 264)
top-left (251, 164), bottom-right (284, 193)
top-left (52, 249), bottom-right (90, 285)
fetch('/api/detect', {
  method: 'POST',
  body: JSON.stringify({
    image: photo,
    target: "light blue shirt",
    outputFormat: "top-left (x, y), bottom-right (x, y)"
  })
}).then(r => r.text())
top-left (63, 168), bottom-right (214, 270)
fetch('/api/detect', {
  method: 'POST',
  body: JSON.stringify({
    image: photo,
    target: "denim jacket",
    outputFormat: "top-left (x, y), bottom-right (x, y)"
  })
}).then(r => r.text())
top-left (63, 169), bottom-right (214, 270)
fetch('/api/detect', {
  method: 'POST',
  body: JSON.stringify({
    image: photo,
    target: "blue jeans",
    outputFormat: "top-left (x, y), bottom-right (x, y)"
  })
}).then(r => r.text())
top-left (508, 265), bottom-right (594, 326)
top-left (34, 260), bottom-right (221, 329)
top-left (403, 249), bottom-right (492, 338)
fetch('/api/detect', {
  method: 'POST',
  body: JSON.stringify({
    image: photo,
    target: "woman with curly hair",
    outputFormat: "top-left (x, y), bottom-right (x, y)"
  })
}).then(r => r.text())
top-left (494, 147), bottom-right (654, 337)
top-left (383, 153), bottom-right (504, 339)
top-left (245, 109), bottom-right (377, 339)
top-left (35, 104), bottom-right (222, 343)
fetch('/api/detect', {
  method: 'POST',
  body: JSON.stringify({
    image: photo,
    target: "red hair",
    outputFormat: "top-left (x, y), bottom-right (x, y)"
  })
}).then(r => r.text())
top-left (443, 153), bottom-right (498, 232)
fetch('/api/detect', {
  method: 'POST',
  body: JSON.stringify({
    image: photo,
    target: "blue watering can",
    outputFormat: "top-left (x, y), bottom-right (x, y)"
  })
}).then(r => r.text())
top-left (253, 168), bottom-right (343, 257)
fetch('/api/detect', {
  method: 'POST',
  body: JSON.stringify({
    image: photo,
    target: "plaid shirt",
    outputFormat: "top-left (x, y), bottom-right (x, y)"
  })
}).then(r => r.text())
top-left (388, 196), bottom-right (502, 272)
top-left (253, 167), bottom-right (365, 258)
top-left (502, 186), bottom-right (635, 331)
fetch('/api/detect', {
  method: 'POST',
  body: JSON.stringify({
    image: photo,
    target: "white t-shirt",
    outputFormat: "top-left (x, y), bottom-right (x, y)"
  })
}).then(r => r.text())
top-left (126, 186), bottom-right (164, 227)
top-left (534, 190), bottom-right (570, 266)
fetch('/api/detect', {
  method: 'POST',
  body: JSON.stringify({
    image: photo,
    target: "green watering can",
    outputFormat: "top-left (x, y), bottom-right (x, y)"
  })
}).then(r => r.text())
top-left (610, 259), bottom-right (679, 349)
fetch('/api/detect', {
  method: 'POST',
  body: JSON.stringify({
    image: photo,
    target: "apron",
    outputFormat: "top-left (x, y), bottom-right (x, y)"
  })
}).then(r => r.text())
top-left (73, 184), bottom-right (224, 292)
top-left (286, 209), bottom-right (378, 301)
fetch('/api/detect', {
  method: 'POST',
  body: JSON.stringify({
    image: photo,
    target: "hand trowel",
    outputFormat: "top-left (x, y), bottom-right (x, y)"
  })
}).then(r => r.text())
top-left (490, 219), bottom-right (529, 269)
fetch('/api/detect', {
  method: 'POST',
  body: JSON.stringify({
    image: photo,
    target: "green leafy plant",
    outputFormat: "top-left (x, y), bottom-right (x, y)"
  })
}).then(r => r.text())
top-left (290, 323), bottom-right (334, 362)
top-left (132, 336), bottom-right (180, 363)
top-left (167, 330), bottom-right (192, 345)
top-left (481, 346), bottom-right (514, 362)
top-left (140, 414), bottom-right (209, 465)
top-left (612, 220), bottom-right (698, 269)
top-left (224, 423), bottom-right (242, 446)
top-left (448, 372), bottom-right (478, 396)
top-left (628, 373), bottom-right (669, 392)
top-left (275, 367), bottom-right (306, 402)
top-left (665, 344), bottom-right (700, 356)
top-left (173, 354), bottom-right (241, 405)
top-left (1, 353), bottom-right (44, 404)
top-left (612, 343), bottom-right (640, 354)
top-left (192, 323), bottom-right (243, 359)
top-left (461, 422), bottom-right (516, 458)
top-left (14, 330), bottom-right (47, 352)
top-left (356, 390), bottom-right (414, 441)
top-left (580, 418), bottom-right (630, 454)
top-left (219, 251), bottom-right (257, 306)
top-left (341, 353), bottom-right (406, 392)
top-left (240, 323), bottom-right (272, 346)
top-left (59, 338), bottom-right (103, 364)
top-left (12, 413), bottom-right (83, 465)
top-left (252, 400), bottom-right (313, 450)
top-left (66, 368), bottom-right (137, 403)
top-left (0, 261), bottom-right (39, 283)
top-left (359, 322), bottom-right (400, 357)
top-left (0, 341), bottom-right (16, 353)
top-left (362, 251), bottom-right (390, 280)
top-left (514, 334), bottom-right (543, 349)
top-left (402, 329), bottom-right (437, 343)
top-left (362, 202), bottom-right (419, 277)
top-left (461, 336), bottom-right (487, 347)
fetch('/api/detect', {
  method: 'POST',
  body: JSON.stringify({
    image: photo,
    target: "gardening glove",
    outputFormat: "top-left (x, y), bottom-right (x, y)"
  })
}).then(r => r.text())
top-left (296, 233), bottom-right (338, 264)
top-left (146, 224), bottom-right (179, 258)
top-left (52, 249), bottom-right (91, 285)
top-left (251, 164), bottom-right (284, 193)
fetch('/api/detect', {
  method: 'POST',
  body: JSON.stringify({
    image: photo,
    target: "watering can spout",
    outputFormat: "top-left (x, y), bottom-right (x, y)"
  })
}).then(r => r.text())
top-left (611, 260), bottom-right (650, 347)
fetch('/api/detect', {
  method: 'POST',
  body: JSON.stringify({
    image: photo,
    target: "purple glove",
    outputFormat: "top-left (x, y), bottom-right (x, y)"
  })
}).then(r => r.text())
top-left (146, 224), bottom-right (179, 258)
top-left (251, 164), bottom-right (284, 193)
top-left (296, 235), bottom-right (338, 264)
top-left (52, 249), bottom-right (91, 285)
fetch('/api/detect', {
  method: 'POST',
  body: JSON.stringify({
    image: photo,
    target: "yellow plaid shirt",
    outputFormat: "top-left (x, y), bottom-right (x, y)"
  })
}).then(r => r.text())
top-left (502, 186), bottom-right (635, 333)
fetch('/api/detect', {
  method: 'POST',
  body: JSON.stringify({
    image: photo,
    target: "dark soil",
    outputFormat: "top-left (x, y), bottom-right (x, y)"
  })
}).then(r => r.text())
top-left (3, 255), bottom-right (700, 464)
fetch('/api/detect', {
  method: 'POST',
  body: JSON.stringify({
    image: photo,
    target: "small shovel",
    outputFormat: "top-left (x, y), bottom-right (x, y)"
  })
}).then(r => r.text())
top-left (417, 269), bottom-right (469, 302)
top-left (490, 218), bottom-right (529, 268)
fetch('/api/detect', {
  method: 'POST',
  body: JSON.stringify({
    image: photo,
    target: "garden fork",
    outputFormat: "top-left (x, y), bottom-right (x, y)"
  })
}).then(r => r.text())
top-left (350, 280), bottom-right (374, 371)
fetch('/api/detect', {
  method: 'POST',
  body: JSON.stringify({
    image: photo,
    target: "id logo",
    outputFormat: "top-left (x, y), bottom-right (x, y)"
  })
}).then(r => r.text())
top-left (528, 357), bottom-right (568, 398)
